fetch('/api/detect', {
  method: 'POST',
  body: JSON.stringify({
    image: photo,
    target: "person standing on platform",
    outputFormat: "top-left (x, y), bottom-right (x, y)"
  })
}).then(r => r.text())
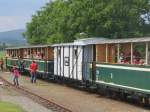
top-left (12, 66), bottom-right (21, 86)
top-left (29, 61), bottom-right (38, 83)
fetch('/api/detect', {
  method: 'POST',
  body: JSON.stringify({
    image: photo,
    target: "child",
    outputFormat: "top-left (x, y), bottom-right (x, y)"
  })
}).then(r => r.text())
top-left (12, 66), bottom-right (21, 86)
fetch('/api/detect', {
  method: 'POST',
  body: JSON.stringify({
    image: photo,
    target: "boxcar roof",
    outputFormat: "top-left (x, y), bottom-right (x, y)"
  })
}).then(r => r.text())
top-left (52, 37), bottom-right (108, 47)
top-left (51, 43), bottom-right (80, 47)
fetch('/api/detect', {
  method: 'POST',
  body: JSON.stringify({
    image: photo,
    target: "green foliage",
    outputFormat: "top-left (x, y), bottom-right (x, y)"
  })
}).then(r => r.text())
top-left (24, 0), bottom-right (150, 44)
top-left (0, 51), bottom-right (5, 58)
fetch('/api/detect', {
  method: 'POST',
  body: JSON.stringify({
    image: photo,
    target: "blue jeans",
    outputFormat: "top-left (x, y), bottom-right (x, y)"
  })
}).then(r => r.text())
top-left (13, 76), bottom-right (19, 86)
top-left (30, 72), bottom-right (37, 83)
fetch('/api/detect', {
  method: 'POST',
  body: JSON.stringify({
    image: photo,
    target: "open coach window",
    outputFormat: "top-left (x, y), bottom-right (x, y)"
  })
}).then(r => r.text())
top-left (119, 43), bottom-right (131, 64)
top-left (107, 44), bottom-right (117, 63)
top-left (118, 42), bottom-right (147, 65)
top-left (132, 43), bottom-right (146, 65)
top-left (96, 44), bottom-right (106, 63)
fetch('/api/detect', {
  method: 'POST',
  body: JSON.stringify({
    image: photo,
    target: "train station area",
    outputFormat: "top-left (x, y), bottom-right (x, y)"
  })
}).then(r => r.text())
top-left (0, 71), bottom-right (149, 112)
top-left (0, 74), bottom-right (53, 112)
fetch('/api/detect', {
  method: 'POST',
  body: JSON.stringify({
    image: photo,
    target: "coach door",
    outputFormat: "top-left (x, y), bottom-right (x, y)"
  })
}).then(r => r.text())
top-left (92, 45), bottom-right (96, 81)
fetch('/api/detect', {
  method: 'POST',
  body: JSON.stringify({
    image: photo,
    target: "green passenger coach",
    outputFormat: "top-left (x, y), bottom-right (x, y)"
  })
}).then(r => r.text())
top-left (89, 37), bottom-right (150, 103)
top-left (6, 45), bottom-right (54, 78)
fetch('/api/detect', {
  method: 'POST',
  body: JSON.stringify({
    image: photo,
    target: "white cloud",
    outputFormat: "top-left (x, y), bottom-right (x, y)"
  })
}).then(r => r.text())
top-left (0, 16), bottom-right (31, 32)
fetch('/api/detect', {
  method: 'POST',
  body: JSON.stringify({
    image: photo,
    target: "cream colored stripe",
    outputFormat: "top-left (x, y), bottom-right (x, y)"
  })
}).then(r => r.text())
top-left (96, 64), bottom-right (150, 72)
top-left (96, 81), bottom-right (150, 93)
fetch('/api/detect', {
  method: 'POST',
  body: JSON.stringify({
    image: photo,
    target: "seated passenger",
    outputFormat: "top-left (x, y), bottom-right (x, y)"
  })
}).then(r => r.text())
top-left (118, 53), bottom-right (124, 63)
top-left (133, 58), bottom-right (139, 64)
top-left (123, 52), bottom-right (131, 64)
top-left (139, 59), bottom-right (145, 65)
top-left (37, 51), bottom-right (41, 59)
top-left (41, 52), bottom-right (45, 59)
top-left (24, 51), bottom-right (27, 58)
top-left (33, 51), bottom-right (37, 59)
top-left (133, 50), bottom-right (141, 63)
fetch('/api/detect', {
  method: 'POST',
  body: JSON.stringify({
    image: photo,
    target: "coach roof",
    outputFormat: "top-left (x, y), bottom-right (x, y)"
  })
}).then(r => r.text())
top-left (52, 37), bottom-right (107, 46)
top-left (6, 45), bottom-right (51, 50)
top-left (94, 37), bottom-right (150, 44)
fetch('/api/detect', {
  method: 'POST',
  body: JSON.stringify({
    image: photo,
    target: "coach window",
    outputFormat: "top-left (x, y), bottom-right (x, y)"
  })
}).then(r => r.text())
top-left (118, 43), bottom-right (131, 64)
top-left (15, 49), bottom-right (18, 57)
top-left (17, 49), bottom-right (19, 57)
top-left (107, 44), bottom-right (117, 63)
top-left (41, 48), bottom-right (46, 59)
top-left (11, 50), bottom-right (13, 57)
top-left (132, 43), bottom-right (146, 65)
top-left (27, 49), bottom-right (30, 58)
top-left (33, 49), bottom-right (37, 59)
top-left (147, 43), bottom-right (150, 65)
top-left (96, 44), bottom-right (106, 63)
top-left (10, 50), bottom-right (12, 57)
top-left (31, 48), bottom-right (33, 58)
top-left (23, 49), bottom-right (27, 58)
top-left (36, 48), bottom-right (40, 59)
top-left (14, 50), bottom-right (17, 57)
top-left (12, 50), bottom-right (14, 57)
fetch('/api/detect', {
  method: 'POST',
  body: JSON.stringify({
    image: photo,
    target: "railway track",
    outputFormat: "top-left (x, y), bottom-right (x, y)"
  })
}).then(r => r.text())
top-left (0, 76), bottom-right (72, 112)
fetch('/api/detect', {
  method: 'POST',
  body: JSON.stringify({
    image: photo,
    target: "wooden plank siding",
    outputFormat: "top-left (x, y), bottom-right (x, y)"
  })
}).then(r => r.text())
top-left (96, 44), bottom-right (106, 62)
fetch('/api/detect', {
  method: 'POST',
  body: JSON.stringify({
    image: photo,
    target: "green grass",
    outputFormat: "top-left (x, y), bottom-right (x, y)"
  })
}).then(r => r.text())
top-left (0, 101), bottom-right (26, 112)
top-left (0, 51), bottom-right (5, 58)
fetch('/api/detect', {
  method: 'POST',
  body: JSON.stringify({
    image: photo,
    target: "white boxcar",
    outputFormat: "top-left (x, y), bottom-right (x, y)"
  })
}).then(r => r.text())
top-left (52, 38), bottom-right (107, 81)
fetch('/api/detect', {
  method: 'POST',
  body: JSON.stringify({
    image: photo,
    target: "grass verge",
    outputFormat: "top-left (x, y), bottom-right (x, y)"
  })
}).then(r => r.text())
top-left (0, 101), bottom-right (26, 112)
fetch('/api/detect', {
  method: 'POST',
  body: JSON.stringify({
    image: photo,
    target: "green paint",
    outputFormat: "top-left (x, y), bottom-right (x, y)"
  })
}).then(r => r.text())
top-left (6, 58), bottom-right (19, 67)
top-left (37, 61), bottom-right (46, 72)
top-left (23, 60), bottom-right (47, 72)
top-left (96, 64), bottom-right (150, 92)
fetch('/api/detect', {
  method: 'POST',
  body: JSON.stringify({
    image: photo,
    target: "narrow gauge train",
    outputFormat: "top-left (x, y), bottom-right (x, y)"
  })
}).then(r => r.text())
top-left (6, 37), bottom-right (150, 105)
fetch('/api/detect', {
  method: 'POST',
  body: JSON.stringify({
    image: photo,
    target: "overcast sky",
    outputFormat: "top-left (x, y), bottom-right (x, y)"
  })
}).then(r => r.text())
top-left (0, 0), bottom-right (49, 32)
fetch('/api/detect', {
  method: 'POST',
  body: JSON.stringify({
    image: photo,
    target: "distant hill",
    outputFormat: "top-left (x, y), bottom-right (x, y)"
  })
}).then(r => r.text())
top-left (0, 29), bottom-right (27, 46)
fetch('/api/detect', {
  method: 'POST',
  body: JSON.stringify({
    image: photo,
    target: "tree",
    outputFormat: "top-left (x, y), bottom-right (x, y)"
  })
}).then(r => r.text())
top-left (24, 0), bottom-right (150, 45)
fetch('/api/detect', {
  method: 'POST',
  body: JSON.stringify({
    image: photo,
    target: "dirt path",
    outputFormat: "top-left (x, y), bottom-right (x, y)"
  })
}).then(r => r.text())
top-left (1, 72), bottom-right (150, 112)
top-left (0, 83), bottom-right (53, 112)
